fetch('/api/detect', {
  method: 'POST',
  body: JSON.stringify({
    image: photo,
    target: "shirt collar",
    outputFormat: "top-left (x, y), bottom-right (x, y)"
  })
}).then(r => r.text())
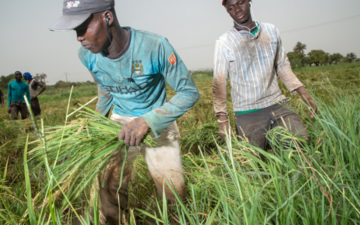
top-left (233, 21), bottom-right (261, 40)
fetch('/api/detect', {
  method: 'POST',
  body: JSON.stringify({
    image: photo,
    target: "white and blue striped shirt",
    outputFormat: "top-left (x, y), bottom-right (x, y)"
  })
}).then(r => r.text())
top-left (213, 22), bottom-right (304, 115)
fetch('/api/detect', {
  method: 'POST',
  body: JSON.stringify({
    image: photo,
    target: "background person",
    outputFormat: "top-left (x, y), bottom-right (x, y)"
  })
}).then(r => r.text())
top-left (0, 89), bottom-right (4, 107)
top-left (213, 0), bottom-right (317, 152)
top-left (23, 72), bottom-right (46, 116)
top-left (50, 0), bottom-right (199, 224)
top-left (7, 71), bottom-right (31, 120)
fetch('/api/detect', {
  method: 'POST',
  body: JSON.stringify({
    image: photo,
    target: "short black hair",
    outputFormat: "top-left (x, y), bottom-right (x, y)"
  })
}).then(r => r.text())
top-left (14, 71), bottom-right (22, 76)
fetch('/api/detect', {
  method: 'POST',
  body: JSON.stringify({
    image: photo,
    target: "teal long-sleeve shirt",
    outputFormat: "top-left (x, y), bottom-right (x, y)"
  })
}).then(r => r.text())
top-left (78, 27), bottom-right (200, 138)
top-left (7, 80), bottom-right (31, 107)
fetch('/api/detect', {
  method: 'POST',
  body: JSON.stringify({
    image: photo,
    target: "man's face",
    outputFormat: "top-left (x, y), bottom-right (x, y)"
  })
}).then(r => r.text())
top-left (15, 73), bottom-right (22, 82)
top-left (75, 14), bottom-right (108, 54)
top-left (226, 0), bottom-right (252, 25)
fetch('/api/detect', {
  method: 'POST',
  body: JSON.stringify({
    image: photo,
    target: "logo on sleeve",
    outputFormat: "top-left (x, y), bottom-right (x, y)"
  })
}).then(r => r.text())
top-left (67, 1), bottom-right (80, 8)
top-left (168, 53), bottom-right (177, 67)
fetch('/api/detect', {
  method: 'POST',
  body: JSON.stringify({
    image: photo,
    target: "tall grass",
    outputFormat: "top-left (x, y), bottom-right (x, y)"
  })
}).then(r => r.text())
top-left (0, 64), bottom-right (360, 224)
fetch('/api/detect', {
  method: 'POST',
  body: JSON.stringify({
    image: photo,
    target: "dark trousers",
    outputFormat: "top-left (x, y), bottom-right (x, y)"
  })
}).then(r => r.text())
top-left (31, 97), bottom-right (41, 116)
top-left (10, 102), bottom-right (28, 120)
top-left (235, 103), bottom-right (308, 151)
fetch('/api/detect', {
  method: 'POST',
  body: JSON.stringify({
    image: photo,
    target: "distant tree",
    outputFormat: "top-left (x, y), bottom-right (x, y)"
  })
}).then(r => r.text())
top-left (330, 53), bottom-right (343, 65)
top-left (34, 74), bottom-right (41, 80)
top-left (346, 53), bottom-right (357, 63)
top-left (55, 80), bottom-right (70, 88)
top-left (0, 74), bottom-right (15, 89)
top-left (293, 42), bottom-right (307, 54)
top-left (36, 73), bottom-right (48, 84)
top-left (324, 53), bottom-right (330, 66)
top-left (303, 56), bottom-right (311, 67)
top-left (287, 51), bottom-right (305, 69)
top-left (307, 50), bottom-right (327, 66)
top-left (356, 58), bottom-right (360, 62)
top-left (33, 73), bottom-right (47, 84)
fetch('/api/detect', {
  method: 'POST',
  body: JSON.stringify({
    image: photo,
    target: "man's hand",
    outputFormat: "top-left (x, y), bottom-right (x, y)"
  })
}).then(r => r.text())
top-left (118, 117), bottom-right (150, 146)
top-left (296, 86), bottom-right (317, 119)
top-left (31, 96), bottom-right (37, 100)
top-left (218, 114), bottom-right (234, 142)
top-left (7, 107), bottom-right (11, 114)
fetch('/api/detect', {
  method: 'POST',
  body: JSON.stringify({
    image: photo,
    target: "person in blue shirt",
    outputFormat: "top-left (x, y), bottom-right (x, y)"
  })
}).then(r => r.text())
top-left (7, 71), bottom-right (31, 120)
top-left (50, 1), bottom-right (199, 223)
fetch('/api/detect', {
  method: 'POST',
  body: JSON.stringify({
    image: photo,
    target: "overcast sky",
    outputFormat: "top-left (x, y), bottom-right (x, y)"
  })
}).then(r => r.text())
top-left (0, 0), bottom-right (359, 85)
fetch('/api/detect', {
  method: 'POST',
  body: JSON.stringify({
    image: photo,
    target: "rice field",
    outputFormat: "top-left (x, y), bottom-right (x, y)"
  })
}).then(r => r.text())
top-left (0, 62), bottom-right (360, 224)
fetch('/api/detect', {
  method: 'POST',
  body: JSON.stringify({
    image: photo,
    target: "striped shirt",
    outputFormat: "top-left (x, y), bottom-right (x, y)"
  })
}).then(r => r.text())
top-left (213, 22), bottom-right (304, 116)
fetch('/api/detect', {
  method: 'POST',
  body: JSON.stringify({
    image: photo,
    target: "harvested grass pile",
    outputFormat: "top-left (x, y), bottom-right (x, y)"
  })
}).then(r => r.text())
top-left (28, 104), bottom-right (157, 201)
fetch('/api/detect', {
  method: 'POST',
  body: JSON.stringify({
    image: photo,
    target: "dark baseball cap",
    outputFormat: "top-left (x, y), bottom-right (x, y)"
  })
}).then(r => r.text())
top-left (50, 0), bottom-right (115, 31)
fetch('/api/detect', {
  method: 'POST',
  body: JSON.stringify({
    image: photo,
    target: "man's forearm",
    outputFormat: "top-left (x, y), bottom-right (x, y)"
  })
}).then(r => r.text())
top-left (37, 87), bottom-right (46, 96)
top-left (213, 77), bottom-right (228, 117)
top-left (277, 64), bottom-right (304, 94)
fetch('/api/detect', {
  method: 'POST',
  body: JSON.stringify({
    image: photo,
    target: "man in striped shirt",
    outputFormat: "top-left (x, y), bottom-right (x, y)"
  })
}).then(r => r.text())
top-left (213, 0), bottom-right (317, 151)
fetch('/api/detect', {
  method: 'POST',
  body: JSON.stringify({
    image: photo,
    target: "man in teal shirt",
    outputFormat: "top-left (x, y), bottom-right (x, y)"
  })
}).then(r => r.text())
top-left (50, 0), bottom-right (199, 223)
top-left (7, 71), bottom-right (31, 120)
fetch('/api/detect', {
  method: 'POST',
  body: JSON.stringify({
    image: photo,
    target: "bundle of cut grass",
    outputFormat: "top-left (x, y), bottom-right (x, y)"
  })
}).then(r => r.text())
top-left (28, 105), bottom-right (157, 202)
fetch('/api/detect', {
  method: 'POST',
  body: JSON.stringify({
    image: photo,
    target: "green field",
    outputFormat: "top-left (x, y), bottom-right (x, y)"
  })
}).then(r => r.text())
top-left (0, 63), bottom-right (360, 224)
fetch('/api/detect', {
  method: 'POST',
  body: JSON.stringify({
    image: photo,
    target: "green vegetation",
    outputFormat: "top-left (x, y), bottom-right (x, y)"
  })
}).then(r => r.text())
top-left (287, 42), bottom-right (357, 69)
top-left (0, 63), bottom-right (360, 224)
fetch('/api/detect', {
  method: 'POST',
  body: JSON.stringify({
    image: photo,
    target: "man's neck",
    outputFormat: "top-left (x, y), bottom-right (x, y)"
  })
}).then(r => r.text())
top-left (105, 25), bottom-right (129, 58)
top-left (234, 18), bottom-right (256, 32)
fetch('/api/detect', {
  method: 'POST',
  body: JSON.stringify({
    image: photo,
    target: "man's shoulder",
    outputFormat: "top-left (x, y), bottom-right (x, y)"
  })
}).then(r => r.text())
top-left (216, 28), bottom-right (239, 47)
top-left (78, 46), bottom-right (93, 60)
top-left (78, 46), bottom-right (96, 69)
top-left (131, 28), bottom-right (171, 51)
top-left (132, 28), bottom-right (166, 44)
top-left (259, 22), bottom-right (278, 33)
top-left (31, 79), bottom-right (39, 86)
top-left (219, 28), bottom-right (236, 40)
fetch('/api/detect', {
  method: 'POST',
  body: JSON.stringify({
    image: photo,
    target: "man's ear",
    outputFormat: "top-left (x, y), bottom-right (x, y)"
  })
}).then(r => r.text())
top-left (103, 11), bottom-right (114, 26)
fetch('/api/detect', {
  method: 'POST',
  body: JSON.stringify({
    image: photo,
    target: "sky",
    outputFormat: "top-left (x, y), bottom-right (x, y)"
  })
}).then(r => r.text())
top-left (0, 0), bottom-right (359, 85)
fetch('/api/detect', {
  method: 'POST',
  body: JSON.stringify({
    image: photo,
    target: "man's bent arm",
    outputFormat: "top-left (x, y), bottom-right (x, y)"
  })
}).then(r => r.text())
top-left (141, 39), bottom-right (200, 138)
top-left (213, 40), bottom-right (230, 117)
top-left (35, 80), bottom-right (47, 97)
top-left (274, 28), bottom-right (304, 94)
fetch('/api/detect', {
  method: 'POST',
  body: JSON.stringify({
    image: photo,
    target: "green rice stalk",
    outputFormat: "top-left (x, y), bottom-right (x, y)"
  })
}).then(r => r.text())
top-left (28, 101), bottom-right (157, 207)
top-left (23, 135), bottom-right (36, 225)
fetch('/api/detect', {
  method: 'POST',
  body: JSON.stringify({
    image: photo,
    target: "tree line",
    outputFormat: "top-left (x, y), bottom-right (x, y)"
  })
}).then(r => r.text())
top-left (0, 73), bottom-right (47, 89)
top-left (287, 42), bottom-right (358, 69)
top-left (1, 44), bottom-right (358, 89)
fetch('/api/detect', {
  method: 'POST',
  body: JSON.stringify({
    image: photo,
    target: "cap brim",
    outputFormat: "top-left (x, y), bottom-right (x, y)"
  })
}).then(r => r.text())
top-left (49, 14), bottom-right (92, 31)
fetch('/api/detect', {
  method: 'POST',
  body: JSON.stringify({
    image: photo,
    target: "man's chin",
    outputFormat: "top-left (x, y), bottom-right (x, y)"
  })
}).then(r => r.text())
top-left (89, 48), bottom-right (101, 54)
top-left (233, 16), bottom-right (251, 26)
